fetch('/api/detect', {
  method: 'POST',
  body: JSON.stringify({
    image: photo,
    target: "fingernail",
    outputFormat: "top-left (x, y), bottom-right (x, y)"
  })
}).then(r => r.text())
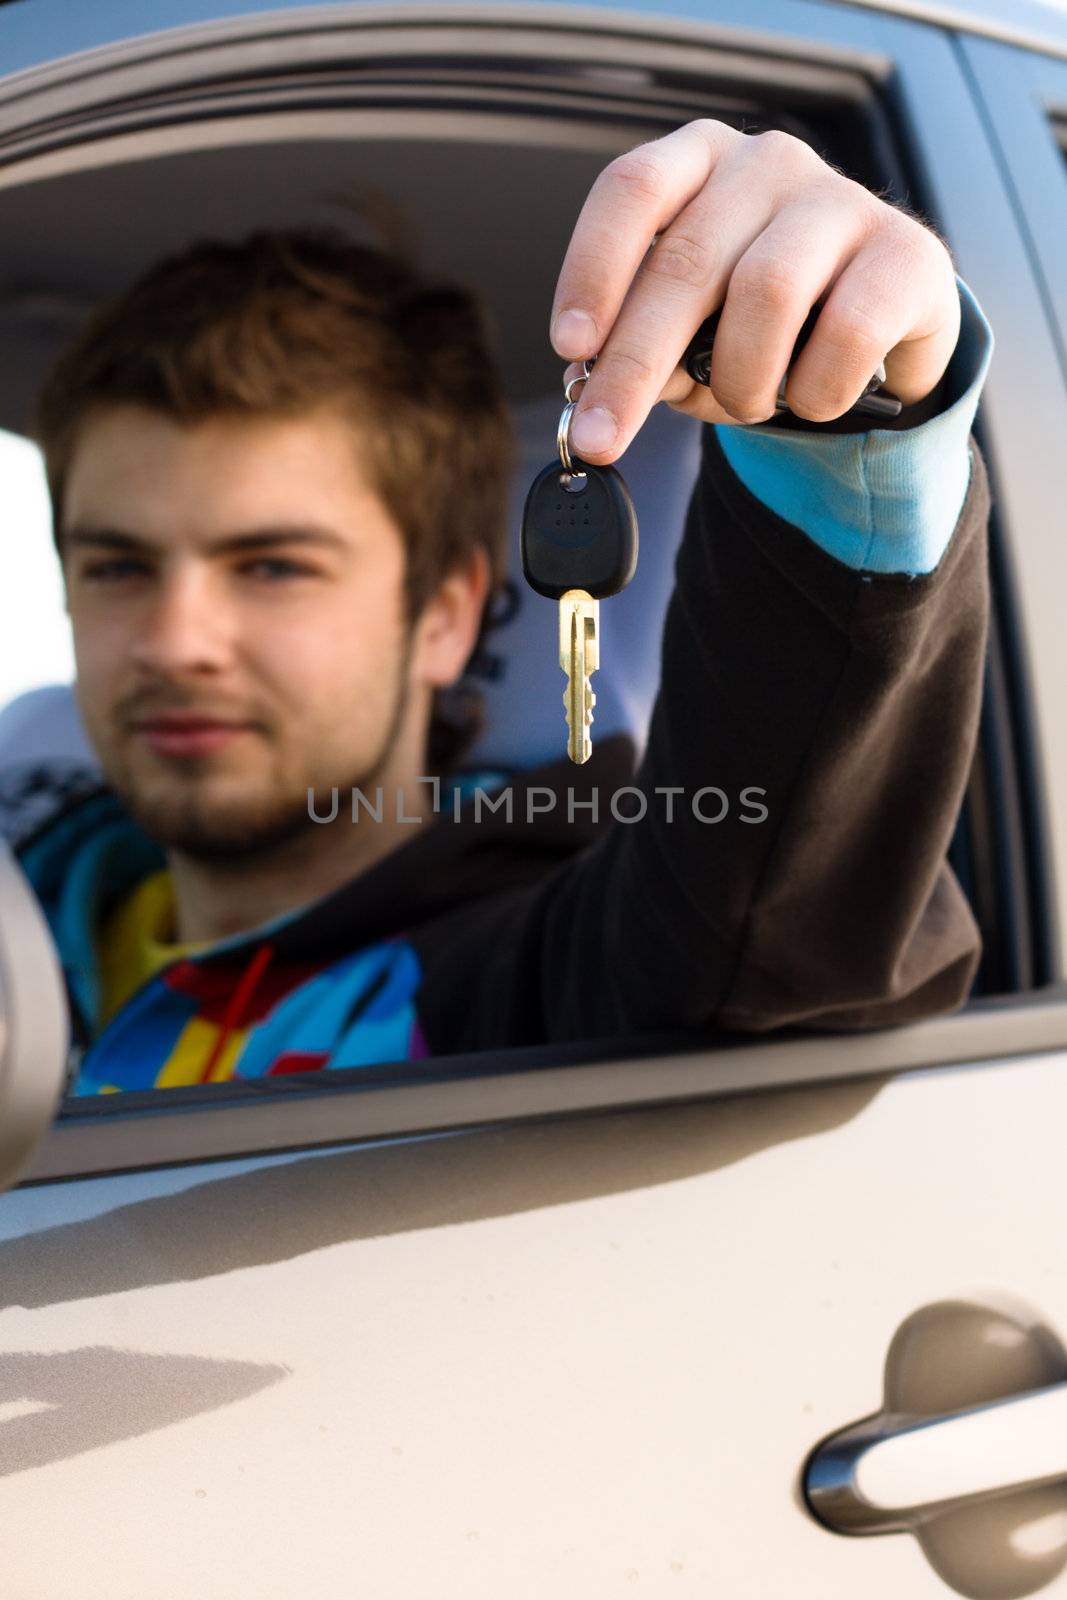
top-left (552, 308), bottom-right (597, 358)
top-left (571, 407), bottom-right (618, 458)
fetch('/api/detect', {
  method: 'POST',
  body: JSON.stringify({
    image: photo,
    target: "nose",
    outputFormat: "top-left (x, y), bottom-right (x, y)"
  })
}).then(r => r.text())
top-left (129, 564), bottom-right (233, 678)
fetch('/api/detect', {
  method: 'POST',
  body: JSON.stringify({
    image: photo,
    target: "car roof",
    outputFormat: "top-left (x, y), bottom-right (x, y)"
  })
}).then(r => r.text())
top-left (0, 0), bottom-right (1066, 76)
top-left (835, 0), bottom-right (1067, 57)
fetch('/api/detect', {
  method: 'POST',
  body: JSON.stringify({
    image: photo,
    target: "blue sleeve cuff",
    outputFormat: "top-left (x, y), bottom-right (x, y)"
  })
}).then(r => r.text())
top-left (713, 276), bottom-right (993, 576)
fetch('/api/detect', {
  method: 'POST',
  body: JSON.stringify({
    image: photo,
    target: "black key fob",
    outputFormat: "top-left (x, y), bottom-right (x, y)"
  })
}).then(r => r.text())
top-left (520, 460), bottom-right (639, 602)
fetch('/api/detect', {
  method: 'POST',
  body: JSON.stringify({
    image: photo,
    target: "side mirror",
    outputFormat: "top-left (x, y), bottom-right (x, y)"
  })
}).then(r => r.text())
top-left (0, 834), bottom-right (70, 1190)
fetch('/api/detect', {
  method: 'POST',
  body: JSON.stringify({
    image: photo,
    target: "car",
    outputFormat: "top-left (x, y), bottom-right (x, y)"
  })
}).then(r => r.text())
top-left (1, 0), bottom-right (1067, 1594)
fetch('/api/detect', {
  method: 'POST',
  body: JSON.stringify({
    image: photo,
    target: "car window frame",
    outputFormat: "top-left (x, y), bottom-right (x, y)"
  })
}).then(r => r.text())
top-left (958, 34), bottom-right (1067, 380)
top-left (2, 0), bottom-right (1065, 1187)
top-left (23, 988), bottom-right (1067, 1185)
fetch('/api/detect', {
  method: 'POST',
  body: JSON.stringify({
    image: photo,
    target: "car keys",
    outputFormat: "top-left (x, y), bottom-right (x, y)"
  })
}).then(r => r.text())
top-left (521, 362), bottom-right (639, 764)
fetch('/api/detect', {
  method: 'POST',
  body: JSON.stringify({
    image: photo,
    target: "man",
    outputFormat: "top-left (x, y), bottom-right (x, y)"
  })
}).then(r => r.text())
top-left (2, 120), bottom-right (992, 1093)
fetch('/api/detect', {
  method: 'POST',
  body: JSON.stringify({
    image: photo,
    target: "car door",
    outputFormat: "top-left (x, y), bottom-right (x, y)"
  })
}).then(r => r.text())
top-left (958, 33), bottom-right (1067, 378)
top-left (2, 2), bottom-right (1067, 1597)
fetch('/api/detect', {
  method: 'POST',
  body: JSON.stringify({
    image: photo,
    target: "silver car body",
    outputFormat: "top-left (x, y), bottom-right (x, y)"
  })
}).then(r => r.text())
top-left (2, 0), bottom-right (1067, 1594)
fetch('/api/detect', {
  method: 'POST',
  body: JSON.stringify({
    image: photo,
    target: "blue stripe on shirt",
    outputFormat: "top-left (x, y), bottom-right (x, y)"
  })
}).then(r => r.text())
top-left (714, 277), bottom-right (993, 576)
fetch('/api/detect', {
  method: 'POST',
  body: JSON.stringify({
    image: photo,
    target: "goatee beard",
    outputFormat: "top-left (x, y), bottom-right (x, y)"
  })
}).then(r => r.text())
top-left (111, 636), bottom-right (415, 865)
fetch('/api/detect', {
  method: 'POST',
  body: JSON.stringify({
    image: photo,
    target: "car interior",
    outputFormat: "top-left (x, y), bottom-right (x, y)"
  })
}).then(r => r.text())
top-left (0, 12), bottom-right (1047, 1070)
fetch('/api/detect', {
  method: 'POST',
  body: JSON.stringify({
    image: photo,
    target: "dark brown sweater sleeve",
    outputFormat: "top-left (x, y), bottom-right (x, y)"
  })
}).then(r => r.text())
top-left (539, 422), bottom-right (988, 1037)
top-left (712, 423), bottom-right (989, 1029)
top-left (419, 422), bottom-right (990, 1049)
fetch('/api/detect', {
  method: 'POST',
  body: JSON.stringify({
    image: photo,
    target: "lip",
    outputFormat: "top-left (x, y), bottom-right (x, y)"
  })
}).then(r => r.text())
top-left (134, 721), bottom-right (252, 757)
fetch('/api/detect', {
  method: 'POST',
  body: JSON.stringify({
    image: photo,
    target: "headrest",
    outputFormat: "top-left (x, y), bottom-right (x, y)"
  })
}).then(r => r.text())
top-left (0, 683), bottom-right (95, 771)
top-left (0, 399), bottom-right (702, 780)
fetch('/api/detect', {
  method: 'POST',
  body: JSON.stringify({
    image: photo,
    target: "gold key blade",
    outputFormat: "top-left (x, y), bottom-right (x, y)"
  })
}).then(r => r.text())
top-left (559, 588), bottom-right (599, 765)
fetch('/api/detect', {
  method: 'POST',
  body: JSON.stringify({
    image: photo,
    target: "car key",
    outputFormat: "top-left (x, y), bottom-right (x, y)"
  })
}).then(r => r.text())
top-left (521, 373), bottom-right (638, 764)
top-left (521, 459), bottom-right (638, 763)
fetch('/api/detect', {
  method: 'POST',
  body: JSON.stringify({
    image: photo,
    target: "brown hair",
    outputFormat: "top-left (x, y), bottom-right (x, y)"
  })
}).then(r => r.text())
top-left (34, 228), bottom-right (516, 773)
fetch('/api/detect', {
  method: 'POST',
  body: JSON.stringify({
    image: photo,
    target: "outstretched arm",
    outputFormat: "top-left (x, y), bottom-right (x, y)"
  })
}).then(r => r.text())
top-left (421, 411), bottom-right (988, 1049)
top-left (419, 121), bottom-right (990, 1051)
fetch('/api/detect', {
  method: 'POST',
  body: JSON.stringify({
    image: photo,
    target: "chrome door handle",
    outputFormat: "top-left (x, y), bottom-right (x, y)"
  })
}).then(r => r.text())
top-left (807, 1379), bottom-right (1067, 1533)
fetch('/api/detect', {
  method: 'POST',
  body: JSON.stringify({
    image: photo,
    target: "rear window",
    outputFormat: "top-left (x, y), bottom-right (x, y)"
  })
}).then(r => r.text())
top-left (0, 429), bottom-right (72, 716)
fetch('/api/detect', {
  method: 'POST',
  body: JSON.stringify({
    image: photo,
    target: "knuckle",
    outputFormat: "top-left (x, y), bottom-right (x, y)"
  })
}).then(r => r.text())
top-left (604, 341), bottom-right (657, 390)
top-left (607, 148), bottom-right (666, 205)
top-left (833, 179), bottom-right (884, 238)
top-left (644, 230), bottom-right (717, 290)
top-left (854, 186), bottom-right (902, 231)
top-left (729, 254), bottom-right (798, 320)
top-left (870, 205), bottom-right (941, 271)
top-left (819, 299), bottom-right (886, 359)
top-left (753, 127), bottom-right (814, 168)
top-left (906, 219), bottom-right (951, 277)
top-left (690, 116), bottom-right (738, 149)
top-left (874, 204), bottom-right (919, 250)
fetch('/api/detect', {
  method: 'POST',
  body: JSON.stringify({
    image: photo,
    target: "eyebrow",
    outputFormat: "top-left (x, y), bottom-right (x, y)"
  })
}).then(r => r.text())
top-left (62, 525), bottom-right (351, 556)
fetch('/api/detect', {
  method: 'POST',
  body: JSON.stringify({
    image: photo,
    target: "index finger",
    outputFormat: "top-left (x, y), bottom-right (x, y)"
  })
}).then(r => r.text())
top-left (550, 120), bottom-right (734, 362)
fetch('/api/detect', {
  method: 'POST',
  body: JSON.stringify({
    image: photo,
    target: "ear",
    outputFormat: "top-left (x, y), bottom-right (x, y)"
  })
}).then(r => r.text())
top-left (409, 546), bottom-right (492, 690)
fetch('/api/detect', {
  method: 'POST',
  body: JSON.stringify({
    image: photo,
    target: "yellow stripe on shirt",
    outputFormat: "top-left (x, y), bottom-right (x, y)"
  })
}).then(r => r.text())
top-left (96, 869), bottom-right (209, 1030)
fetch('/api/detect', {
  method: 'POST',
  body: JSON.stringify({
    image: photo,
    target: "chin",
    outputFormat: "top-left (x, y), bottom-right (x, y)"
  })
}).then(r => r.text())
top-left (113, 763), bottom-right (313, 861)
top-left (136, 800), bottom-right (313, 861)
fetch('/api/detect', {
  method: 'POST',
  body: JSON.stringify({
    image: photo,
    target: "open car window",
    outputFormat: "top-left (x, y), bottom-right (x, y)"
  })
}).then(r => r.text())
top-left (0, 0), bottom-right (1064, 1189)
top-left (0, 430), bottom-right (72, 718)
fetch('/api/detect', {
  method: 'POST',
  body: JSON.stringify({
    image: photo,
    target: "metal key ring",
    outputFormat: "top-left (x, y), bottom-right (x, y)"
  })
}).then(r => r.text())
top-left (564, 356), bottom-right (596, 405)
top-left (558, 358), bottom-right (597, 473)
top-left (557, 400), bottom-right (580, 473)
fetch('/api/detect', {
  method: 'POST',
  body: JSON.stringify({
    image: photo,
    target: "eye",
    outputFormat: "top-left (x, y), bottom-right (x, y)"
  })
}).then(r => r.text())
top-left (80, 558), bottom-right (147, 581)
top-left (243, 558), bottom-right (318, 581)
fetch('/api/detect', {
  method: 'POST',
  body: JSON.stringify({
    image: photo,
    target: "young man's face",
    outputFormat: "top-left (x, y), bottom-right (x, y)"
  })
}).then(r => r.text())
top-left (60, 404), bottom-right (480, 861)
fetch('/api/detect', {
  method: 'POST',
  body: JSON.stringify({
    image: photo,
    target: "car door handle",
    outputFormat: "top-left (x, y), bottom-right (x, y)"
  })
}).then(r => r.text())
top-left (806, 1378), bottom-right (1067, 1533)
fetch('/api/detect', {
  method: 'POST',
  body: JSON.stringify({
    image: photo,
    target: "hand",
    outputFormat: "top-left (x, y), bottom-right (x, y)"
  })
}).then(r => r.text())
top-left (550, 120), bottom-right (962, 462)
